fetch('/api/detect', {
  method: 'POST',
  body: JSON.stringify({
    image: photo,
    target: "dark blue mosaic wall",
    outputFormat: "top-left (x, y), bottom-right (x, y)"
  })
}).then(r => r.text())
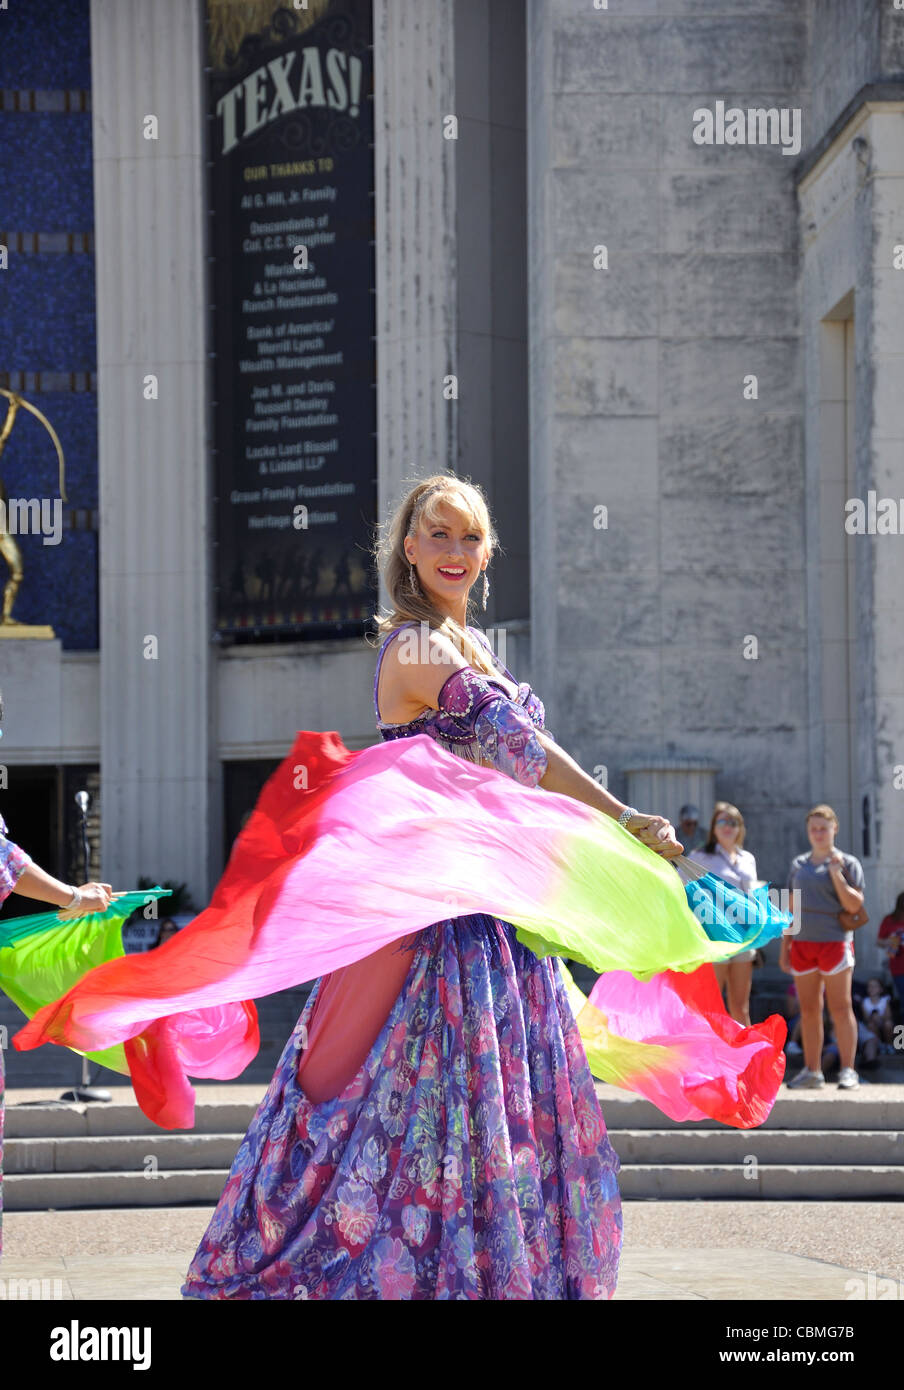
top-left (0, 113), bottom-right (95, 227)
top-left (0, 0), bottom-right (98, 650)
top-left (0, 0), bottom-right (91, 88)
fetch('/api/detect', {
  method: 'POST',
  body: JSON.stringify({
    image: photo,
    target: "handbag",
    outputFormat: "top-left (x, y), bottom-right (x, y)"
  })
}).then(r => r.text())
top-left (838, 905), bottom-right (869, 931)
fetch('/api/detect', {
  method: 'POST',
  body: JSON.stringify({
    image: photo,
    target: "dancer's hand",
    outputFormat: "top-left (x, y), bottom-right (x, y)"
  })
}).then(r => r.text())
top-left (57, 882), bottom-right (116, 918)
top-left (623, 814), bottom-right (683, 860)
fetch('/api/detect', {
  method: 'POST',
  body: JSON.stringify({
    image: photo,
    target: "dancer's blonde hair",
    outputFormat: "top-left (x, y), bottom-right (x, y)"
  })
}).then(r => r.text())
top-left (371, 474), bottom-right (501, 676)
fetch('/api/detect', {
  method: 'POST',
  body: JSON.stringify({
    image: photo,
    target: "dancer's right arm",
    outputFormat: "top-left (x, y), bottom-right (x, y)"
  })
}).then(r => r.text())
top-left (384, 628), bottom-right (683, 860)
top-left (2, 817), bottom-right (113, 915)
top-left (12, 862), bottom-right (113, 914)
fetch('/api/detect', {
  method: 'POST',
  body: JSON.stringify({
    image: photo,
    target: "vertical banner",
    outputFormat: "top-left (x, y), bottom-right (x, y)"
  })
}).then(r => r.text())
top-left (206, 0), bottom-right (376, 639)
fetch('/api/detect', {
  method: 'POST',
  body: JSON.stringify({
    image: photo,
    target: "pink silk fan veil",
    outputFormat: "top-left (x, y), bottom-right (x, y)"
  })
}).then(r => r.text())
top-left (14, 731), bottom-right (786, 1129)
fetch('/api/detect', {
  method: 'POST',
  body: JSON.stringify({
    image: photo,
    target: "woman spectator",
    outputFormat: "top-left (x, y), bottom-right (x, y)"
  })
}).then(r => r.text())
top-left (780, 804), bottom-right (866, 1090)
top-left (690, 802), bottom-right (758, 1026)
top-left (877, 893), bottom-right (904, 1021)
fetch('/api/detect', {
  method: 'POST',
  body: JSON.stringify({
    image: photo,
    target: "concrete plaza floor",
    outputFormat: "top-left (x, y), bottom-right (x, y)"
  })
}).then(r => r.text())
top-left (2, 1201), bottom-right (901, 1299)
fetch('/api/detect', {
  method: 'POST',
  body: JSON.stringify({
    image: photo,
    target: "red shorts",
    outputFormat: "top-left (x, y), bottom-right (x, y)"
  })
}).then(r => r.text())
top-left (789, 940), bottom-right (854, 976)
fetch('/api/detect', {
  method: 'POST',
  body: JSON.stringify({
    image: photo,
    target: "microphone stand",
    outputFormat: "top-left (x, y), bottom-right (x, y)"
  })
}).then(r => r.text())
top-left (58, 788), bottom-right (112, 1104)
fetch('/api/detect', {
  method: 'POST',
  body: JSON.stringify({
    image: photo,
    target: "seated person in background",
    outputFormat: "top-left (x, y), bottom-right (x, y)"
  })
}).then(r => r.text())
top-left (819, 1008), bottom-right (874, 1076)
top-left (786, 1014), bottom-right (803, 1058)
top-left (155, 917), bottom-right (180, 948)
top-left (860, 977), bottom-right (894, 1045)
top-left (783, 981), bottom-right (803, 1057)
top-left (858, 1017), bottom-right (881, 1071)
top-left (820, 1010), bottom-right (840, 1078)
top-left (677, 804), bottom-right (706, 855)
top-left (850, 975), bottom-right (867, 1018)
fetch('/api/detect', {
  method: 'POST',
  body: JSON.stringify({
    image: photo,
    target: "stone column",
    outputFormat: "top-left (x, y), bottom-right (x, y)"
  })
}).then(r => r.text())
top-left (525, 0), bottom-right (557, 730)
top-left (864, 105), bottom-right (904, 925)
top-left (372, 0), bottom-right (458, 527)
top-left (91, 0), bottom-right (218, 903)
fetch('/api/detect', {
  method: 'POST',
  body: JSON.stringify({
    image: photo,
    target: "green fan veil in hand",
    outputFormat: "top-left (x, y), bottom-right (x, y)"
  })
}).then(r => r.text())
top-left (0, 888), bottom-right (172, 1074)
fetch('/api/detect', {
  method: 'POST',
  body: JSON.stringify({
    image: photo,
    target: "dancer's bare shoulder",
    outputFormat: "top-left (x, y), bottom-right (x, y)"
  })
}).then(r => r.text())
top-left (377, 627), bottom-right (468, 724)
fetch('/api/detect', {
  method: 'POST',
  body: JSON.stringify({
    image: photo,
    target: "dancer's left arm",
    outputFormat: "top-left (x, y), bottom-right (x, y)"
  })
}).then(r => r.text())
top-left (408, 635), bottom-right (683, 860)
top-left (531, 728), bottom-right (683, 860)
top-left (460, 677), bottom-right (681, 858)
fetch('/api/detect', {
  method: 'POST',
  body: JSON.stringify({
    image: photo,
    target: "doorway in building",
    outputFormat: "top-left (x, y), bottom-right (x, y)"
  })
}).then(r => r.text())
top-left (0, 765), bottom-right (61, 920)
top-left (222, 759), bottom-right (282, 869)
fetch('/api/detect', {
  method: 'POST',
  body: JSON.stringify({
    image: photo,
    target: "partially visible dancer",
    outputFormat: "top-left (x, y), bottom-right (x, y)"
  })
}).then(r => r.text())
top-left (781, 805), bottom-right (866, 1091)
top-left (877, 892), bottom-right (904, 1019)
top-left (690, 803), bottom-right (758, 1026)
top-left (0, 812), bottom-right (112, 1257)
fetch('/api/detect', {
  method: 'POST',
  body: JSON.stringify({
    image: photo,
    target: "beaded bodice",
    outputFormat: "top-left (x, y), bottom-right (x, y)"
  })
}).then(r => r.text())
top-left (373, 622), bottom-right (546, 765)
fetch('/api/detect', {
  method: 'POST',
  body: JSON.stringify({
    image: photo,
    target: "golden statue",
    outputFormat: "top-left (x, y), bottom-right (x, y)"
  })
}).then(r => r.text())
top-left (0, 387), bottom-right (67, 639)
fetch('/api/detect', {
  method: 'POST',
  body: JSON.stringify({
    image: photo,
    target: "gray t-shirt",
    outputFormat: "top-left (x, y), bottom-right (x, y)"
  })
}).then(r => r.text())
top-left (787, 852), bottom-right (865, 943)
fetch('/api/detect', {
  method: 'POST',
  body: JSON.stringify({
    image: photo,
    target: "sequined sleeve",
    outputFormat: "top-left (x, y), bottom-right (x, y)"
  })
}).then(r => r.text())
top-left (436, 668), bottom-right (548, 788)
top-left (0, 812), bottom-right (32, 905)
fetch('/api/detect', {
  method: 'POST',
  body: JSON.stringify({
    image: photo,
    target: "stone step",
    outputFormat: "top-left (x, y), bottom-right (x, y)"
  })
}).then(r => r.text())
top-left (610, 1128), bottom-right (904, 1166)
top-left (4, 1132), bottom-right (243, 1175)
top-left (5, 1090), bottom-right (902, 1206)
top-left (4, 1100), bottom-right (260, 1140)
top-left (6, 1086), bottom-right (904, 1140)
top-left (596, 1090), bottom-right (904, 1132)
top-left (5, 1158), bottom-right (901, 1209)
top-left (617, 1164), bottom-right (904, 1201)
top-left (7, 1126), bottom-right (900, 1179)
top-left (3, 1169), bottom-right (230, 1210)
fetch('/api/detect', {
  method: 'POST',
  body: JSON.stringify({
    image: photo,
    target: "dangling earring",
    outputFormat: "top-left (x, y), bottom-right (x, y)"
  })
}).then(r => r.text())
top-left (409, 562), bottom-right (419, 593)
top-left (482, 569), bottom-right (490, 610)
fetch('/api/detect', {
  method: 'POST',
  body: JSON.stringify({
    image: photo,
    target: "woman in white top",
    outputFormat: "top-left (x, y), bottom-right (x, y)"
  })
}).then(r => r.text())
top-left (689, 802), bottom-right (758, 1026)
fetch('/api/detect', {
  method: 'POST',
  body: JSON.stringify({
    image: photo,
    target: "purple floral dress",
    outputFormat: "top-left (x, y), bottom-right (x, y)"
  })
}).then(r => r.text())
top-left (0, 813), bottom-right (32, 1260)
top-left (182, 627), bottom-right (622, 1300)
